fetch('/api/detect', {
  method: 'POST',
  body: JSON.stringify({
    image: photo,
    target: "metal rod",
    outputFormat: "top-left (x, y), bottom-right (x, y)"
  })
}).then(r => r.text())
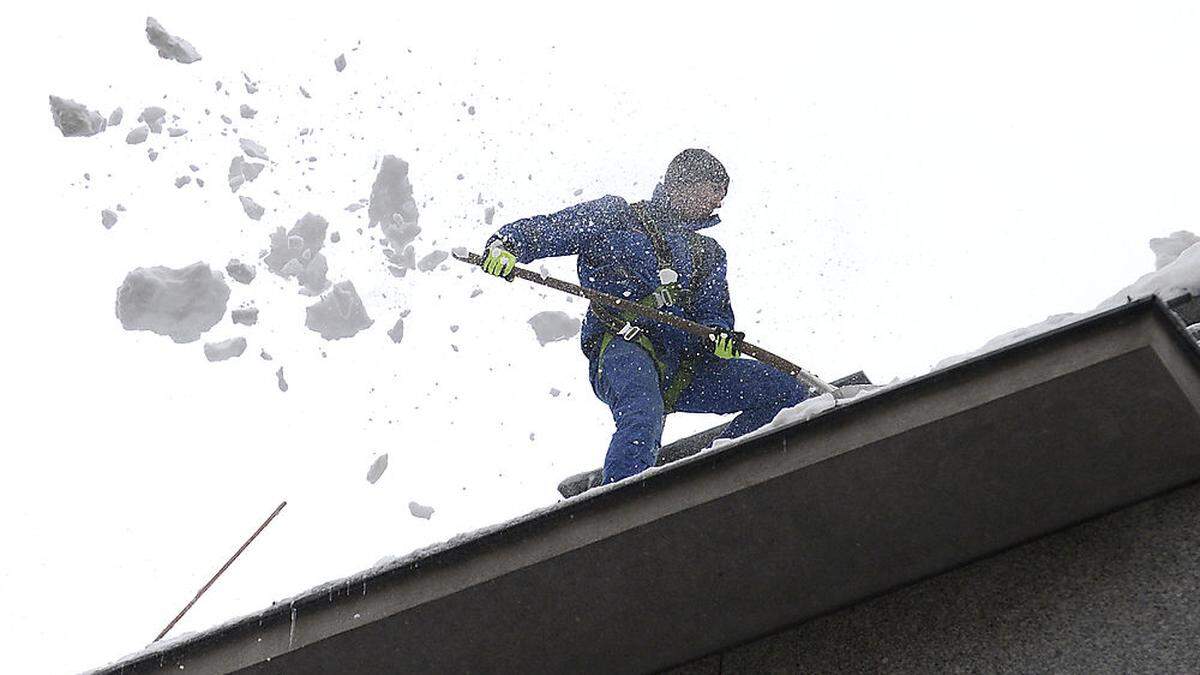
top-left (453, 251), bottom-right (835, 394)
top-left (154, 500), bottom-right (288, 642)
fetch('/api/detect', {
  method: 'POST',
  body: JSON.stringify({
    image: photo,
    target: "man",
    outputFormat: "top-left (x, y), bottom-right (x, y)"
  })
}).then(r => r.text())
top-left (482, 149), bottom-right (813, 484)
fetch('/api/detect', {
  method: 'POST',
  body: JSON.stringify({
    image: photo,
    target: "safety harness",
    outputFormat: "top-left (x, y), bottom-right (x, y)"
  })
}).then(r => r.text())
top-left (592, 201), bottom-right (709, 413)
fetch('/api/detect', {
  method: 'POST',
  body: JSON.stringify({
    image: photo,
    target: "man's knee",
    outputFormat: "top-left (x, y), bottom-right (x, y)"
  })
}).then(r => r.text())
top-left (762, 373), bottom-right (812, 411)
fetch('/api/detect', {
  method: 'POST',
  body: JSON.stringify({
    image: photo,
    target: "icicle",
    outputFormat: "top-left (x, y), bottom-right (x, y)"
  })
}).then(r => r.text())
top-left (288, 605), bottom-right (297, 649)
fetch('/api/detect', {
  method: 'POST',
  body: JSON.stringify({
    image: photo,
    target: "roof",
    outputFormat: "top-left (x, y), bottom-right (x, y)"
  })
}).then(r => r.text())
top-left (93, 294), bottom-right (1200, 674)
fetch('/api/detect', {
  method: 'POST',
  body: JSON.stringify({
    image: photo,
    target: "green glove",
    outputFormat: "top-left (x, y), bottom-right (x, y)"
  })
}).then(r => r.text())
top-left (482, 245), bottom-right (517, 280)
top-left (710, 330), bottom-right (745, 359)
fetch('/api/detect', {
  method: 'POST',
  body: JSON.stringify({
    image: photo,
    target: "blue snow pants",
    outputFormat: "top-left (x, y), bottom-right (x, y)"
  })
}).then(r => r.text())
top-left (589, 338), bottom-right (814, 484)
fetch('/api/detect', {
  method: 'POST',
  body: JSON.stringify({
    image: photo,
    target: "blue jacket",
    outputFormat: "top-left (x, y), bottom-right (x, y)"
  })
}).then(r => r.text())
top-left (486, 184), bottom-right (735, 378)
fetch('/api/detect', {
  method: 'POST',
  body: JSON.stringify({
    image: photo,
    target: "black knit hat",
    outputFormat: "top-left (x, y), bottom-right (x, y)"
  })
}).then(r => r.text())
top-left (664, 149), bottom-right (729, 190)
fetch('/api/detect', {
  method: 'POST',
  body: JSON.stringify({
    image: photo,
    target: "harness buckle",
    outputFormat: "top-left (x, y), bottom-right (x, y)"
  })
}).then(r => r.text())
top-left (616, 322), bottom-right (643, 341)
top-left (652, 286), bottom-right (675, 308)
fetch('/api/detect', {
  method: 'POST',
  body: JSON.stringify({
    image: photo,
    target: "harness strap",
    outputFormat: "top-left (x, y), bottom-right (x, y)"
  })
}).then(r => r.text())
top-left (629, 201), bottom-right (674, 273)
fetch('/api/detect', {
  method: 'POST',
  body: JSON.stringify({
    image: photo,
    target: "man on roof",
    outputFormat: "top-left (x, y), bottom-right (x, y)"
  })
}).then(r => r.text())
top-left (482, 149), bottom-right (815, 485)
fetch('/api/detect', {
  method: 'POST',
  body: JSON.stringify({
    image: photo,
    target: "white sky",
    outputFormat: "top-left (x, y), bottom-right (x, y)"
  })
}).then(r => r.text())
top-left (4, 2), bottom-right (1200, 673)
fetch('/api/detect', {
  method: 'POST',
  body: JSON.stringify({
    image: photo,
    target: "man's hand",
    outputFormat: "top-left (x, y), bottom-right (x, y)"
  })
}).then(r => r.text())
top-left (709, 329), bottom-right (745, 359)
top-left (482, 245), bottom-right (517, 280)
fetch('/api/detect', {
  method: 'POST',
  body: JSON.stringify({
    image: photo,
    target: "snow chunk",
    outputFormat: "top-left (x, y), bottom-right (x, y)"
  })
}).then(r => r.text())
top-left (204, 337), bottom-right (247, 362)
top-left (417, 250), bottom-right (448, 272)
top-left (334, 53), bottom-right (347, 72)
top-left (115, 262), bottom-right (230, 343)
top-left (49, 96), bottom-right (106, 137)
top-left (305, 281), bottom-right (373, 340)
top-left (366, 454), bottom-right (388, 484)
top-left (470, 287), bottom-right (483, 298)
top-left (483, 206), bottom-right (496, 225)
top-left (175, 175), bottom-right (191, 188)
top-left (145, 17), bottom-right (202, 64)
top-left (299, 86), bottom-right (311, 99)
top-left (408, 501), bottom-right (434, 519)
top-left (1150, 231), bottom-right (1200, 270)
top-left (276, 367), bottom-right (288, 392)
top-left (168, 128), bottom-right (188, 137)
top-left (368, 155), bottom-right (420, 230)
top-left (387, 318), bottom-right (404, 344)
top-left (125, 126), bottom-right (149, 144)
top-left (383, 219), bottom-right (421, 258)
top-left (239, 195), bottom-right (265, 220)
top-left (526, 311), bottom-right (581, 346)
top-left (549, 387), bottom-right (561, 397)
top-left (239, 104), bottom-right (257, 119)
top-left (108, 107), bottom-right (123, 127)
top-left (261, 213), bottom-right (330, 295)
top-left (239, 138), bottom-right (270, 160)
top-left (231, 307), bottom-right (258, 326)
top-left (138, 107), bottom-right (166, 133)
top-left (101, 210), bottom-right (118, 229)
top-left (228, 156), bottom-right (265, 192)
top-left (225, 259), bottom-right (256, 284)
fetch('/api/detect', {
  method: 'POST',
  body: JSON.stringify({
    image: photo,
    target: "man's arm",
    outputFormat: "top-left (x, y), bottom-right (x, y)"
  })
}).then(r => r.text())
top-left (485, 196), bottom-right (627, 263)
top-left (692, 241), bottom-right (735, 332)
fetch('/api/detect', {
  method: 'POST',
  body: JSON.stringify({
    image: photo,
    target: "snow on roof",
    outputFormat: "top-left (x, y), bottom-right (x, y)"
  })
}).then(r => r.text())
top-left (935, 239), bottom-right (1200, 371)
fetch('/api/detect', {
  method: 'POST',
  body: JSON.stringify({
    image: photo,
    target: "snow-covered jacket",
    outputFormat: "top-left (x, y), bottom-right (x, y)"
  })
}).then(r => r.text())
top-left (486, 183), bottom-right (734, 376)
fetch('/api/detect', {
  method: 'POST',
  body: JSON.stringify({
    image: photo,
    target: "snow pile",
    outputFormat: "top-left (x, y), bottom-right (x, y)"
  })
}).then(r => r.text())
top-left (261, 213), bottom-right (330, 295)
top-left (1150, 231), bottom-right (1200, 270)
top-left (114, 262), bottom-right (230, 343)
top-left (1095, 236), bottom-right (1200, 310)
top-left (145, 17), bottom-right (202, 64)
top-left (408, 501), bottom-right (434, 519)
top-left (936, 232), bottom-right (1200, 370)
top-left (48, 96), bottom-right (106, 137)
top-left (366, 454), bottom-right (388, 484)
top-left (527, 311), bottom-right (581, 346)
top-left (204, 337), bottom-right (247, 362)
top-left (305, 281), bottom-right (373, 340)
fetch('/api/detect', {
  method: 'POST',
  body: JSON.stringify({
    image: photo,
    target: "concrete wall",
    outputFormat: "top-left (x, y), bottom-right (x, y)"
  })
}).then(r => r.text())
top-left (667, 479), bottom-right (1200, 674)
